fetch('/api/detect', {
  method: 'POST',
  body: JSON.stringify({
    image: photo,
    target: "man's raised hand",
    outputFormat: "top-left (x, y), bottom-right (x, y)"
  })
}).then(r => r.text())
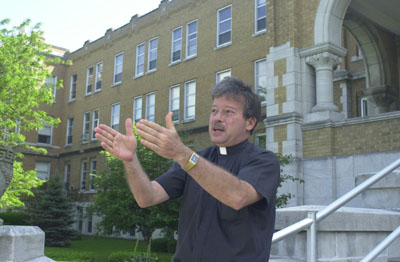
top-left (94, 118), bottom-right (137, 162)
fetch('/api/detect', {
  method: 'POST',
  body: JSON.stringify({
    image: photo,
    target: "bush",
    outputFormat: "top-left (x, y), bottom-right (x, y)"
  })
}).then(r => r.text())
top-left (108, 251), bottom-right (159, 262)
top-left (0, 212), bottom-right (30, 225)
top-left (151, 238), bottom-right (177, 253)
top-left (45, 249), bottom-right (95, 262)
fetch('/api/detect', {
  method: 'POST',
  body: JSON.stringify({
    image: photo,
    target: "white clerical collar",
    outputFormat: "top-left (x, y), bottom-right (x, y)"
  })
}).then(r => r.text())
top-left (219, 146), bottom-right (227, 155)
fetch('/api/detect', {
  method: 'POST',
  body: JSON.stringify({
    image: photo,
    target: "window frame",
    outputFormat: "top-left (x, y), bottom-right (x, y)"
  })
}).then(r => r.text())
top-left (35, 161), bottom-right (51, 180)
top-left (254, 0), bottom-right (267, 34)
top-left (135, 43), bottom-right (145, 77)
top-left (145, 93), bottom-right (156, 122)
top-left (66, 117), bottom-right (74, 145)
top-left (80, 160), bottom-right (88, 191)
top-left (38, 123), bottom-right (53, 145)
top-left (69, 74), bottom-right (77, 101)
top-left (89, 159), bottom-right (97, 191)
top-left (86, 66), bottom-right (94, 95)
top-left (91, 110), bottom-right (99, 140)
top-left (216, 68), bottom-right (232, 83)
top-left (133, 96), bottom-right (143, 123)
top-left (171, 27), bottom-right (182, 64)
top-left (111, 103), bottom-right (120, 131)
top-left (217, 5), bottom-right (232, 48)
top-left (169, 85), bottom-right (180, 123)
top-left (255, 58), bottom-right (267, 103)
top-left (184, 80), bottom-right (196, 121)
top-left (113, 52), bottom-right (124, 85)
top-left (186, 20), bottom-right (198, 59)
top-left (82, 112), bottom-right (90, 142)
top-left (95, 61), bottom-right (103, 92)
top-left (147, 38), bottom-right (158, 72)
top-left (64, 162), bottom-right (71, 190)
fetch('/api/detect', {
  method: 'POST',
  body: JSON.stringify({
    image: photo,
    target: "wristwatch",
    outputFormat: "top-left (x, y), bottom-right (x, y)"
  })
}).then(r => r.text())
top-left (182, 152), bottom-right (200, 172)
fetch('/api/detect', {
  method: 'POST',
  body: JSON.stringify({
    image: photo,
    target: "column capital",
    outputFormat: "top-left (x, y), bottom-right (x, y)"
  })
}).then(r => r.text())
top-left (306, 52), bottom-right (342, 70)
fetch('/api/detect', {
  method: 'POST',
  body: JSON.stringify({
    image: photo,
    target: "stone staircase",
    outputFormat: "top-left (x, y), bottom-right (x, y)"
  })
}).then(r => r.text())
top-left (270, 205), bottom-right (400, 261)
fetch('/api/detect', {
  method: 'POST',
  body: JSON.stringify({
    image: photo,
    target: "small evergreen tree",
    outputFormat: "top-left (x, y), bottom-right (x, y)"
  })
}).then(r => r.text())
top-left (28, 172), bottom-right (76, 247)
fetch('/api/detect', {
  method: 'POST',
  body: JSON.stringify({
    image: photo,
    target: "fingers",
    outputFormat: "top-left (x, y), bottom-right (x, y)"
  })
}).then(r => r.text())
top-left (165, 112), bottom-right (177, 131)
top-left (125, 118), bottom-right (134, 137)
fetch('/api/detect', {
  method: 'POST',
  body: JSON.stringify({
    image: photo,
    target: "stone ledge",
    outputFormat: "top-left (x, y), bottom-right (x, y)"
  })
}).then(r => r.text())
top-left (275, 205), bottom-right (400, 231)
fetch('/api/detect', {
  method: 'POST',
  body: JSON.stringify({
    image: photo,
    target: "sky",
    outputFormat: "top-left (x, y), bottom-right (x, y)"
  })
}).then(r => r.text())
top-left (1, 0), bottom-right (161, 52)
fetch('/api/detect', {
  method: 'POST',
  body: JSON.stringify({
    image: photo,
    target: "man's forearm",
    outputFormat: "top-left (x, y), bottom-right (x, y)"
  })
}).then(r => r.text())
top-left (176, 154), bottom-right (262, 210)
top-left (123, 154), bottom-right (168, 208)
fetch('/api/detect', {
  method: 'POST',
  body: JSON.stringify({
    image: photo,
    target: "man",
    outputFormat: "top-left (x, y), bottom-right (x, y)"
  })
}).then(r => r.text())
top-left (94, 77), bottom-right (280, 261)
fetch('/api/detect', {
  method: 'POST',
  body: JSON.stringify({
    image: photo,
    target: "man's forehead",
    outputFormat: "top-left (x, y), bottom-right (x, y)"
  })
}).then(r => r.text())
top-left (212, 95), bottom-right (244, 108)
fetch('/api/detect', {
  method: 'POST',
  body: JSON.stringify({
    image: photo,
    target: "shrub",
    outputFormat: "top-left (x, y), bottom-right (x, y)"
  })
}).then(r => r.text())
top-left (108, 251), bottom-right (159, 262)
top-left (0, 212), bottom-right (30, 225)
top-left (151, 238), bottom-right (177, 253)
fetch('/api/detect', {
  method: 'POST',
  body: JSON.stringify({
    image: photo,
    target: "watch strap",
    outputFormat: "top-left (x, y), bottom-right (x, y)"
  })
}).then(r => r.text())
top-left (182, 152), bottom-right (200, 172)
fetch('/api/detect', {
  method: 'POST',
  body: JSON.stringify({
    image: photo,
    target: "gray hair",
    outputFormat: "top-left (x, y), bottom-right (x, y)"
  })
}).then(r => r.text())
top-left (211, 77), bottom-right (261, 133)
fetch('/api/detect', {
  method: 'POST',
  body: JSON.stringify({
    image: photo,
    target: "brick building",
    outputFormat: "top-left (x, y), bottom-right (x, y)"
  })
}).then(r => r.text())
top-left (21, 0), bottom-right (400, 235)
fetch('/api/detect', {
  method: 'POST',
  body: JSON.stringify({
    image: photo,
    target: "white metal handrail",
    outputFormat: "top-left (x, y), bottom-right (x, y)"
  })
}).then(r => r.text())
top-left (272, 157), bottom-right (400, 261)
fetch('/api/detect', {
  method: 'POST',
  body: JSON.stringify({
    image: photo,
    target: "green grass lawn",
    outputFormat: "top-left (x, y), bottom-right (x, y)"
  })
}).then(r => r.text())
top-left (45, 236), bottom-right (174, 262)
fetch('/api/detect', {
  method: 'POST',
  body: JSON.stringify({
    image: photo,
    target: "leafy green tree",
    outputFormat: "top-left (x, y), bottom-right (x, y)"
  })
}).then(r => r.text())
top-left (27, 173), bottom-right (76, 247)
top-left (89, 124), bottom-right (180, 241)
top-left (0, 18), bottom-right (69, 208)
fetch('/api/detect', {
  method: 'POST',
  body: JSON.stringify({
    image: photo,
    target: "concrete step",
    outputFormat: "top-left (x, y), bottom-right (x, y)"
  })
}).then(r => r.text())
top-left (269, 257), bottom-right (303, 262)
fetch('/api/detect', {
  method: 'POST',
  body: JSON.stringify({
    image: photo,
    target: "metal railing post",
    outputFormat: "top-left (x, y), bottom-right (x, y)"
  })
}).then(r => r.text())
top-left (307, 211), bottom-right (317, 262)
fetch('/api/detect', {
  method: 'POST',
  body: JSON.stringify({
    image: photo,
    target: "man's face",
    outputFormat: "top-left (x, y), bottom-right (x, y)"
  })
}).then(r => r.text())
top-left (209, 96), bottom-right (256, 147)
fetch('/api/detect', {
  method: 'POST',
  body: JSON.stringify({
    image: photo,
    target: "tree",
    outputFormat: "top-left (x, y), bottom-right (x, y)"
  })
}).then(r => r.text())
top-left (27, 173), bottom-right (76, 247)
top-left (89, 124), bottom-right (180, 241)
top-left (0, 18), bottom-right (69, 208)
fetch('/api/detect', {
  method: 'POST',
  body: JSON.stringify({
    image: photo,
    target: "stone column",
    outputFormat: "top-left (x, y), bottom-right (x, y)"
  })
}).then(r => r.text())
top-left (300, 43), bottom-right (347, 123)
top-left (306, 52), bottom-right (341, 113)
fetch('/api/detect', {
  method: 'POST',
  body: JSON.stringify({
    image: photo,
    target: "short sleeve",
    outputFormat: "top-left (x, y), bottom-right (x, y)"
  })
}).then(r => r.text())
top-left (155, 162), bottom-right (187, 200)
top-left (238, 150), bottom-right (280, 205)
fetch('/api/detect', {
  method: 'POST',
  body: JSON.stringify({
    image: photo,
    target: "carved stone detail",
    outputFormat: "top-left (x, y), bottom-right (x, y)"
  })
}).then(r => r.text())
top-left (0, 146), bottom-right (14, 199)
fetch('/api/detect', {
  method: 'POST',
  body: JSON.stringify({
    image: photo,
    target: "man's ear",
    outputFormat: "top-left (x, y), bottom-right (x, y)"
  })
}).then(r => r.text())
top-left (246, 117), bottom-right (257, 132)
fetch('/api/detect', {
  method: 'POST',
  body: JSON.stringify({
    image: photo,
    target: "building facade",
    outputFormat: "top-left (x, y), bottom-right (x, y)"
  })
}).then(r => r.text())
top-left (22, 0), bottom-right (400, 235)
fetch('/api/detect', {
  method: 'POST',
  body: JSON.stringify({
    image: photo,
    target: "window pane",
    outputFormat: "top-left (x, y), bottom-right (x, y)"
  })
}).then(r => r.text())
top-left (219, 7), bottom-right (231, 21)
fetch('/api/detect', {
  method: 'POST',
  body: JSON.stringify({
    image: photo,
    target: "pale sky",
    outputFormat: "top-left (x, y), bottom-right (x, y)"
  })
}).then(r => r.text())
top-left (1, 0), bottom-right (161, 52)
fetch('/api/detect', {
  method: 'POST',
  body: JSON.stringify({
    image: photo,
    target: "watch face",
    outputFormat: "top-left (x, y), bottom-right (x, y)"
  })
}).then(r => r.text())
top-left (191, 154), bottom-right (199, 162)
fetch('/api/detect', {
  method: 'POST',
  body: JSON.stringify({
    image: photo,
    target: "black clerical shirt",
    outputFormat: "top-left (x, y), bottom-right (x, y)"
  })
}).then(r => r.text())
top-left (156, 140), bottom-right (280, 262)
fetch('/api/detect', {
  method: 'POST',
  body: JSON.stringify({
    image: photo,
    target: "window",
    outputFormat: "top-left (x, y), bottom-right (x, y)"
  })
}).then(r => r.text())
top-left (66, 118), bottom-right (73, 145)
top-left (255, 59), bottom-right (267, 102)
top-left (111, 103), bottom-right (120, 131)
top-left (255, 0), bottom-right (266, 33)
top-left (171, 27), bottom-right (182, 63)
top-left (92, 110), bottom-right (99, 140)
top-left (186, 20), bottom-right (198, 58)
top-left (217, 5), bottom-right (232, 47)
top-left (87, 213), bottom-right (93, 233)
top-left (135, 43), bottom-right (145, 77)
top-left (255, 133), bottom-right (266, 149)
top-left (77, 207), bottom-right (83, 231)
top-left (35, 161), bottom-right (50, 180)
top-left (216, 69), bottom-right (231, 83)
top-left (133, 96), bottom-right (143, 123)
top-left (148, 38), bottom-right (158, 72)
top-left (95, 62), bottom-right (103, 92)
top-left (113, 53), bottom-right (123, 85)
top-left (86, 66), bottom-right (94, 95)
top-left (69, 74), bottom-right (77, 101)
top-left (89, 159), bottom-right (96, 191)
top-left (38, 123), bottom-right (52, 144)
top-left (146, 93), bottom-right (155, 122)
top-left (169, 85), bottom-right (180, 122)
top-left (361, 97), bottom-right (368, 117)
top-left (64, 163), bottom-right (71, 190)
top-left (82, 112), bottom-right (90, 142)
top-left (45, 76), bottom-right (57, 103)
top-left (184, 80), bottom-right (196, 121)
top-left (81, 160), bottom-right (87, 190)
